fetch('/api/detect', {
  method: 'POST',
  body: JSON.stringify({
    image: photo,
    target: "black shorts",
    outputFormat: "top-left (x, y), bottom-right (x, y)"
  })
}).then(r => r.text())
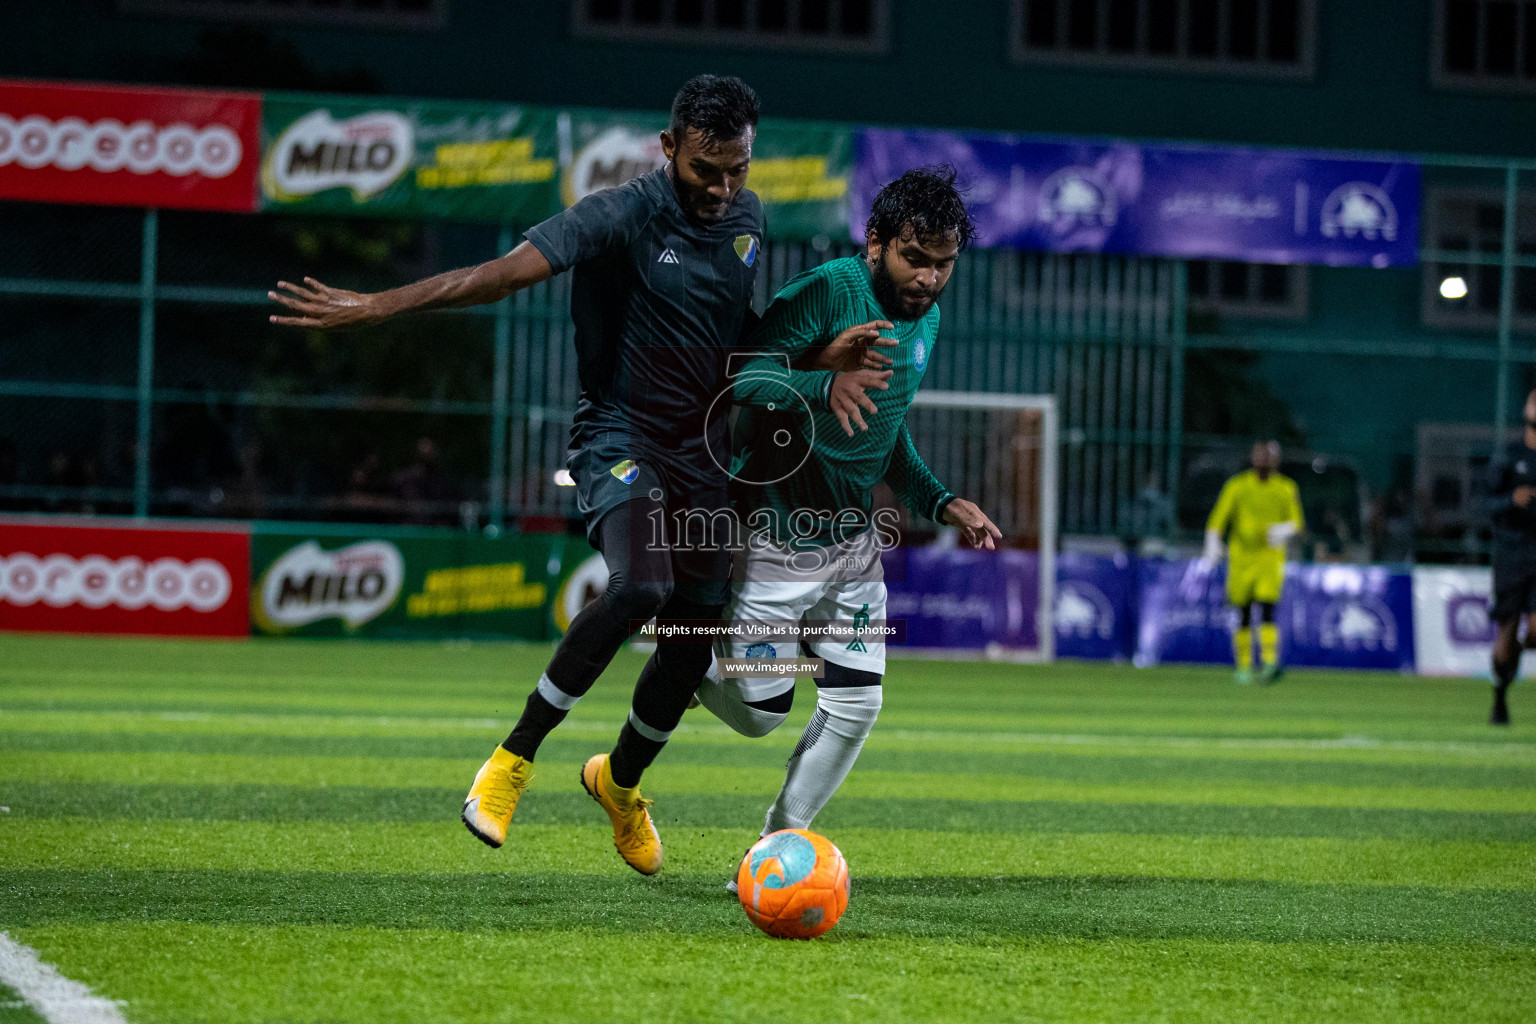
top-left (1491, 556), bottom-right (1536, 623)
top-left (570, 434), bottom-right (732, 607)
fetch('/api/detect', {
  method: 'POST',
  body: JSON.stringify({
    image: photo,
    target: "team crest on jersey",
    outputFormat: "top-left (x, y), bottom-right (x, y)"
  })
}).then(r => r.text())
top-left (913, 336), bottom-right (928, 371)
top-left (610, 460), bottom-right (640, 484)
top-left (745, 642), bottom-right (777, 658)
top-left (733, 234), bottom-right (759, 267)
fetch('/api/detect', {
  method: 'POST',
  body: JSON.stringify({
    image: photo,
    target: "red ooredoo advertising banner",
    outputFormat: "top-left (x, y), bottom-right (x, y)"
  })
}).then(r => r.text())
top-left (0, 79), bottom-right (260, 212)
top-left (0, 521), bottom-right (251, 637)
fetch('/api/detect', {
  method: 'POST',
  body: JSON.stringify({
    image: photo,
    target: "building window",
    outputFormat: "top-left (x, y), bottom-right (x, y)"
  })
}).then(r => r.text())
top-left (119, 0), bottom-right (446, 29)
top-left (1423, 188), bottom-right (1536, 333)
top-left (1186, 260), bottom-right (1308, 320)
top-left (1012, 0), bottom-right (1315, 77)
top-left (1434, 0), bottom-right (1536, 91)
top-left (573, 0), bottom-right (888, 52)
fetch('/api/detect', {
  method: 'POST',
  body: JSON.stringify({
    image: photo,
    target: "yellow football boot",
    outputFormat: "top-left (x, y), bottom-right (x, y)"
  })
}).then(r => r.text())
top-left (461, 746), bottom-right (533, 848)
top-left (579, 753), bottom-right (663, 875)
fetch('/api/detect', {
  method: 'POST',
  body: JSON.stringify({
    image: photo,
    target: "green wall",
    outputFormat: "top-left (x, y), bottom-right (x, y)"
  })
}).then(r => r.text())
top-left (3, 2), bottom-right (1532, 158)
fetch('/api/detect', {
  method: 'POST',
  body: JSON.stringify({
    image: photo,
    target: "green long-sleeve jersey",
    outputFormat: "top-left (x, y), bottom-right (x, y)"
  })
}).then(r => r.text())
top-left (729, 256), bottom-right (955, 548)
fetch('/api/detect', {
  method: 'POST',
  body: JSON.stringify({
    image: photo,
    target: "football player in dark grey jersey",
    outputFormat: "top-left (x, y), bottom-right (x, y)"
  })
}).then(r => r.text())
top-left (1483, 388), bottom-right (1536, 725)
top-left (270, 76), bottom-right (765, 873)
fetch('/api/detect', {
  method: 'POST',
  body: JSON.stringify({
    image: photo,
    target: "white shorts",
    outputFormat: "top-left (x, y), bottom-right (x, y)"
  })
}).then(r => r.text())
top-left (715, 528), bottom-right (887, 700)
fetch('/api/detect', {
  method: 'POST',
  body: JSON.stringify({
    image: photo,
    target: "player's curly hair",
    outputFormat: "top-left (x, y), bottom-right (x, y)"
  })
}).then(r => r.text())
top-left (866, 165), bottom-right (976, 252)
top-left (670, 75), bottom-right (760, 144)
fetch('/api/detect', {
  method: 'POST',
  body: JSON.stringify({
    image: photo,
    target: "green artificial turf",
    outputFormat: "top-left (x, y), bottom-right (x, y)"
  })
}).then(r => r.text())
top-left (1, 633), bottom-right (1533, 1023)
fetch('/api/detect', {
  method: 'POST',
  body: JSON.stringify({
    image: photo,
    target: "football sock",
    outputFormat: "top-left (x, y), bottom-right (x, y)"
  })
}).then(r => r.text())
top-left (609, 597), bottom-right (720, 788)
top-left (1233, 627), bottom-right (1254, 671)
top-left (1258, 623), bottom-right (1279, 667)
top-left (609, 652), bottom-right (667, 787)
top-left (501, 683), bottom-right (567, 761)
top-left (1493, 654), bottom-right (1518, 689)
top-left (764, 681), bottom-right (882, 834)
top-left (1492, 681), bottom-right (1512, 725)
top-left (502, 595), bottom-right (634, 760)
top-left (694, 655), bottom-right (795, 738)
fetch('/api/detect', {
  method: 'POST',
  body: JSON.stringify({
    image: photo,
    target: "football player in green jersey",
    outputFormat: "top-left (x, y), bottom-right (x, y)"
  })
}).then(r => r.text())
top-left (690, 168), bottom-right (1001, 882)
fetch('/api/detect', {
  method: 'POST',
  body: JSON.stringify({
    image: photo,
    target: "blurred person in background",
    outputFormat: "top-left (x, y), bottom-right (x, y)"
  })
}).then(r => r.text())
top-left (42, 449), bottom-right (99, 516)
top-left (390, 437), bottom-right (456, 526)
top-left (1126, 469), bottom-right (1175, 556)
top-left (1311, 506), bottom-right (1350, 563)
top-left (1369, 486), bottom-right (1416, 564)
top-left (0, 437), bottom-right (17, 491)
top-left (333, 450), bottom-right (389, 523)
top-left (1204, 440), bottom-right (1304, 685)
top-left (1480, 388), bottom-right (1536, 726)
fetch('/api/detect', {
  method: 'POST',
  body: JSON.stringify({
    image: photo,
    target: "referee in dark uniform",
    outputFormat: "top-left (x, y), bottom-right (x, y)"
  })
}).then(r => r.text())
top-left (270, 76), bottom-right (765, 868)
top-left (1484, 388), bottom-right (1536, 725)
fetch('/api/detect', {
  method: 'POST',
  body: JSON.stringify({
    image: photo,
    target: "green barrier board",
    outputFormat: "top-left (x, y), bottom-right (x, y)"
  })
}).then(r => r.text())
top-left (250, 527), bottom-right (598, 640)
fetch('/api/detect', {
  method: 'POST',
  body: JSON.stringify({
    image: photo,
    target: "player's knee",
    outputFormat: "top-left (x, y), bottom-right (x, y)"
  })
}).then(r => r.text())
top-left (1259, 602), bottom-right (1277, 623)
top-left (695, 675), bottom-right (791, 737)
top-left (1234, 604), bottom-right (1253, 627)
top-left (734, 688), bottom-right (793, 737)
top-left (816, 671), bottom-right (882, 732)
top-left (603, 576), bottom-right (672, 627)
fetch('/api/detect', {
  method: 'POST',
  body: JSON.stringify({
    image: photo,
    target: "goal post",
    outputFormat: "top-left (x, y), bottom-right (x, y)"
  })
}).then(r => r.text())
top-left (903, 390), bottom-right (1059, 662)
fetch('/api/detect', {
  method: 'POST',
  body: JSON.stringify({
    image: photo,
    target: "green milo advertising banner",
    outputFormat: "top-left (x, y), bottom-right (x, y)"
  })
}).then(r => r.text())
top-left (259, 92), bottom-right (851, 238)
top-left (560, 110), bottom-right (851, 240)
top-left (260, 93), bottom-right (562, 225)
top-left (249, 528), bottom-right (605, 640)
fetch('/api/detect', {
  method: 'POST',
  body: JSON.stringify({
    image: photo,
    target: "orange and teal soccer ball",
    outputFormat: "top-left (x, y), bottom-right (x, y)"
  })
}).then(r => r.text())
top-left (736, 829), bottom-right (850, 939)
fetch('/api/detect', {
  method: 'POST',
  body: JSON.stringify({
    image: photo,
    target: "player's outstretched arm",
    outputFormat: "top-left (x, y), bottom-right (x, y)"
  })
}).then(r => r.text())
top-left (1203, 479), bottom-right (1237, 561)
top-left (883, 426), bottom-right (1000, 549)
top-left (268, 241), bottom-right (554, 330)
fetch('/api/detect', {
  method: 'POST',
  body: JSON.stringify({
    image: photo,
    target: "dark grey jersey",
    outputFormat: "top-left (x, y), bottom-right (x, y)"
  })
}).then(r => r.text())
top-left (525, 168), bottom-right (763, 466)
top-left (1485, 443), bottom-right (1536, 560)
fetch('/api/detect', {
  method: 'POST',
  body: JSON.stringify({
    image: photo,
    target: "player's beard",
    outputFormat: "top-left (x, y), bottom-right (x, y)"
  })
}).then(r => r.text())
top-left (870, 247), bottom-right (941, 321)
top-left (668, 157), bottom-right (731, 223)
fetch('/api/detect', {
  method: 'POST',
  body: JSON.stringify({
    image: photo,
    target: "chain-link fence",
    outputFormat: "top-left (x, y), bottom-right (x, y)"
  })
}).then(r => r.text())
top-left (2, 153), bottom-right (1533, 561)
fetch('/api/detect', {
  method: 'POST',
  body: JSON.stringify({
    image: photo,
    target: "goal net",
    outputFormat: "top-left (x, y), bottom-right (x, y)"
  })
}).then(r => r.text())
top-left (896, 390), bottom-right (1058, 662)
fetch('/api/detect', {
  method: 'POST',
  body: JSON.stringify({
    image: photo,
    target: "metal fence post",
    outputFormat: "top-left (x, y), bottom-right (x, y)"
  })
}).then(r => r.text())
top-left (134, 209), bottom-right (158, 518)
top-left (1164, 260), bottom-right (1187, 533)
top-left (1493, 165), bottom-right (1520, 448)
top-left (488, 225), bottom-right (514, 533)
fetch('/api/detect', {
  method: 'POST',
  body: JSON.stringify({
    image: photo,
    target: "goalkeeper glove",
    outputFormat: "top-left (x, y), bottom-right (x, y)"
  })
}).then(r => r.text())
top-left (1202, 530), bottom-right (1223, 563)
top-left (1266, 522), bottom-right (1298, 548)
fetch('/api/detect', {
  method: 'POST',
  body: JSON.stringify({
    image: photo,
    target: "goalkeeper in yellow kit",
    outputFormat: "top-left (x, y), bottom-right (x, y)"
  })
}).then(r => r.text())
top-left (1204, 441), bottom-right (1305, 684)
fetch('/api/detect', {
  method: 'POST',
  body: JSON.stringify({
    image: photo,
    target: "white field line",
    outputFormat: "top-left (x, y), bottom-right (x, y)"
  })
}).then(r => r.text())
top-left (0, 932), bottom-right (127, 1024)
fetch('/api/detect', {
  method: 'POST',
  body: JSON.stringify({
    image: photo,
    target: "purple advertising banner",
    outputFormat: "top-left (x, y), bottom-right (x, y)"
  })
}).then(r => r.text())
top-left (1134, 558), bottom-right (1233, 665)
top-left (883, 547), bottom-right (1039, 651)
top-left (1282, 564), bottom-right (1415, 671)
top-left (1134, 559), bottom-right (1415, 670)
top-left (1054, 551), bottom-right (1135, 661)
top-left (852, 129), bottom-right (1420, 267)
